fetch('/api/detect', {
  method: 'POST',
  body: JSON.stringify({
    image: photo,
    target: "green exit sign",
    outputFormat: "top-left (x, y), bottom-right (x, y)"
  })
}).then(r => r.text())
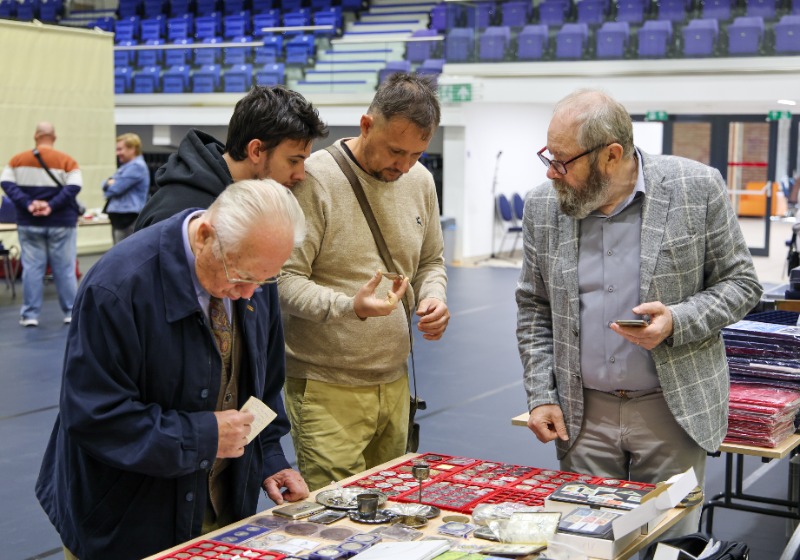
top-left (768, 110), bottom-right (792, 121)
top-left (645, 110), bottom-right (669, 121)
top-left (439, 83), bottom-right (472, 103)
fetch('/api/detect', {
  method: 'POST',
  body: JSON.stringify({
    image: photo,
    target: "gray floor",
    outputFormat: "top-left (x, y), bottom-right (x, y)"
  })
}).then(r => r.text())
top-left (0, 247), bottom-right (798, 559)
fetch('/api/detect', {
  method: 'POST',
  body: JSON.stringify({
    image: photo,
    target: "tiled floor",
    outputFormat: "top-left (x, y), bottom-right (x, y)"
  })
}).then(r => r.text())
top-left (1, 216), bottom-right (798, 559)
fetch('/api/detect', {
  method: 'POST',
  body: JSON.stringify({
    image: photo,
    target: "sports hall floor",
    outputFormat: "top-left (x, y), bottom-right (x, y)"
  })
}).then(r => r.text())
top-left (1, 217), bottom-right (798, 559)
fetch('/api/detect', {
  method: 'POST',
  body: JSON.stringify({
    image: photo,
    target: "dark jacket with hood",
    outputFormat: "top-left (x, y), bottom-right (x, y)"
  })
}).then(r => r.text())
top-left (135, 129), bottom-right (232, 230)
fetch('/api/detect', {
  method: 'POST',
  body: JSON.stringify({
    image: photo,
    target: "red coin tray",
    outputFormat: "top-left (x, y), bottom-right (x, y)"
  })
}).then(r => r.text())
top-left (154, 539), bottom-right (286, 560)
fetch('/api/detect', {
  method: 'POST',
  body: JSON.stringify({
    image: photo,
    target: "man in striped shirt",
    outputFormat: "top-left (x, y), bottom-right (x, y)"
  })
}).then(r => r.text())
top-left (1, 122), bottom-right (83, 327)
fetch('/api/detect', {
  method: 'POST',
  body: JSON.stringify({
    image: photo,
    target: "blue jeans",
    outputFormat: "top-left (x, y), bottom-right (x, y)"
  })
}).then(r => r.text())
top-left (17, 226), bottom-right (77, 320)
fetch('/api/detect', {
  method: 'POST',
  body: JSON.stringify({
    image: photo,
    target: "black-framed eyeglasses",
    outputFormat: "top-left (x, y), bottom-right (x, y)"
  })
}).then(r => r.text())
top-left (213, 226), bottom-right (279, 286)
top-left (537, 144), bottom-right (610, 175)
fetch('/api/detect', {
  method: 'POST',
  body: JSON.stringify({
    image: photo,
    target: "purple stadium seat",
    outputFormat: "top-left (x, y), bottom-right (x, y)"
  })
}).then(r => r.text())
top-left (165, 38), bottom-right (194, 66)
top-left (169, 0), bottom-right (191, 17)
top-left (555, 22), bottom-right (589, 59)
top-left (133, 65), bottom-right (160, 93)
top-left (253, 11), bottom-right (280, 36)
top-left (407, 29), bottom-right (440, 63)
top-left (479, 25), bottom-right (510, 61)
top-left (637, 19), bottom-right (672, 57)
top-left (192, 63), bottom-right (221, 92)
top-left (517, 23), bottom-right (548, 60)
top-left (223, 63), bottom-right (253, 92)
top-left (115, 41), bottom-right (135, 66)
top-left (224, 35), bottom-right (252, 65)
top-left (539, 0), bottom-right (570, 26)
top-left (596, 21), bottom-right (629, 58)
top-left (285, 34), bottom-right (314, 64)
top-left (223, 13), bottom-right (250, 39)
top-left (616, 0), bottom-right (646, 24)
top-left (464, 2), bottom-right (496, 31)
top-left (416, 58), bottom-right (444, 85)
top-left (502, 0), bottom-right (530, 28)
top-left (577, 0), bottom-right (606, 25)
top-left (682, 18), bottom-right (718, 57)
top-left (430, 3), bottom-right (447, 32)
top-left (313, 7), bottom-right (342, 37)
top-left (162, 64), bottom-right (191, 93)
top-left (379, 60), bottom-right (412, 83)
top-left (255, 62), bottom-right (285, 85)
top-left (140, 16), bottom-right (166, 41)
top-left (746, 0), bottom-right (777, 19)
top-left (167, 15), bottom-right (192, 41)
top-left (775, 15), bottom-right (800, 53)
top-left (726, 16), bottom-right (764, 55)
top-left (445, 27), bottom-right (475, 62)
top-left (115, 17), bottom-right (139, 43)
top-left (703, 0), bottom-right (731, 20)
top-left (143, 0), bottom-right (165, 18)
top-left (657, 0), bottom-right (688, 22)
top-left (194, 36), bottom-right (222, 65)
top-left (254, 35), bottom-right (283, 63)
top-left (137, 39), bottom-right (165, 66)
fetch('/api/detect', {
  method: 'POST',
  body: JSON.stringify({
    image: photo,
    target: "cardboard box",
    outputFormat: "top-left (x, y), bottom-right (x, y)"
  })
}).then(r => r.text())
top-left (546, 468), bottom-right (698, 560)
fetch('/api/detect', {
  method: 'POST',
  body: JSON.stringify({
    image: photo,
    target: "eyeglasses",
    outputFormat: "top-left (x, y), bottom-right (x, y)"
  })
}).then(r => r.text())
top-left (213, 227), bottom-right (279, 286)
top-left (537, 144), bottom-right (610, 175)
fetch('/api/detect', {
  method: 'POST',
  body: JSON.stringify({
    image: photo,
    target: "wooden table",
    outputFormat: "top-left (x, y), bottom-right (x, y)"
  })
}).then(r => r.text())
top-left (144, 452), bottom-right (693, 560)
top-left (702, 434), bottom-right (800, 533)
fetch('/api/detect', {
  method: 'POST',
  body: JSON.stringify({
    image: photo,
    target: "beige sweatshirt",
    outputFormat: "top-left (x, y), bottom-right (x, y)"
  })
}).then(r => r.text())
top-left (278, 140), bottom-right (448, 386)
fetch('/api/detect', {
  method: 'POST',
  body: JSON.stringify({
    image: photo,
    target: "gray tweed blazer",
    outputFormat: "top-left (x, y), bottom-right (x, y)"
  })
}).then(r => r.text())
top-left (516, 150), bottom-right (763, 457)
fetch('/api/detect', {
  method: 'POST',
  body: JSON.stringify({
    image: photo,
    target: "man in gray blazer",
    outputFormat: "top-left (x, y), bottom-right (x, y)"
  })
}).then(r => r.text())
top-left (516, 89), bottom-right (762, 534)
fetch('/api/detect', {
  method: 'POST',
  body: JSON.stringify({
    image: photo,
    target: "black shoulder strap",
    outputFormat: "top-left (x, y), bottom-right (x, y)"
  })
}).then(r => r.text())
top-left (32, 149), bottom-right (64, 188)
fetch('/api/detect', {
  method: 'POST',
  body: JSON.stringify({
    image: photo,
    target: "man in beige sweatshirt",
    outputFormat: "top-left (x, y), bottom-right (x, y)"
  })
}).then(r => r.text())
top-left (278, 73), bottom-right (450, 490)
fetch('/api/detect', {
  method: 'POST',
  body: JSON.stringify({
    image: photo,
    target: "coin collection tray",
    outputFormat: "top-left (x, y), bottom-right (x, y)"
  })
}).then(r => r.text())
top-left (154, 540), bottom-right (286, 560)
top-left (345, 453), bottom-right (655, 514)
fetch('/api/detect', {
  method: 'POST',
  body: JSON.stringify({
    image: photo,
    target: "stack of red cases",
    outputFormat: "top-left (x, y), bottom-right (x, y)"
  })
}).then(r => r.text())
top-left (154, 539), bottom-right (286, 559)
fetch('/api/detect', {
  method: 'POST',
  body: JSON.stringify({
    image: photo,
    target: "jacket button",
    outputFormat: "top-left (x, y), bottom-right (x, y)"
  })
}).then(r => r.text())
top-left (572, 329), bottom-right (578, 336)
top-left (224, 393), bottom-right (233, 403)
top-left (185, 492), bottom-right (194, 502)
top-left (200, 460), bottom-right (209, 469)
top-left (200, 389), bottom-right (209, 398)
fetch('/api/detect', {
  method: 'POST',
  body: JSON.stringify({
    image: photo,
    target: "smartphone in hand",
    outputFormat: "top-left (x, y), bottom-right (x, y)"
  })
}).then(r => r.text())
top-left (614, 319), bottom-right (649, 328)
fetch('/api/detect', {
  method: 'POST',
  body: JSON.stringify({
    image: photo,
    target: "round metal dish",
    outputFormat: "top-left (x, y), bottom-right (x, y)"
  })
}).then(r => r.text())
top-left (391, 514), bottom-right (428, 529)
top-left (347, 510), bottom-right (396, 524)
top-left (315, 488), bottom-right (387, 511)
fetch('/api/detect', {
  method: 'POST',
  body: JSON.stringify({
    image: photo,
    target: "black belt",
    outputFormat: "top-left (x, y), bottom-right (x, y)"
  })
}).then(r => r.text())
top-left (602, 388), bottom-right (662, 399)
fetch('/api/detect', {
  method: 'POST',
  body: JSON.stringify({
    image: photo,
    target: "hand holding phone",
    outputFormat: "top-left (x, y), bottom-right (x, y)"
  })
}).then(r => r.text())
top-left (614, 319), bottom-right (649, 328)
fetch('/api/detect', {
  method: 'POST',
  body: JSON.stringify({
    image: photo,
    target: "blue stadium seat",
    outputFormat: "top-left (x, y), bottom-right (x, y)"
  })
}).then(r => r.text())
top-left (115, 41), bottom-right (136, 66)
top-left (616, 0), bottom-right (646, 24)
top-left (727, 16), bottom-right (764, 54)
top-left (253, 11), bottom-right (281, 35)
top-left (0, 0), bottom-right (17, 19)
top-left (703, 0), bottom-right (731, 20)
top-left (746, 0), bottom-right (777, 19)
top-left (285, 34), bottom-right (314, 64)
top-left (15, 0), bottom-right (36, 20)
top-left (195, 37), bottom-right (223, 65)
top-left (223, 63), bottom-right (253, 92)
top-left (445, 27), bottom-right (475, 62)
top-left (283, 8), bottom-right (311, 35)
top-left (596, 21), bottom-right (629, 59)
top-left (464, 2), bottom-right (496, 31)
top-left (254, 34), bottom-right (283, 63)
top-left (133, 65), bottom-right (160, 93)
top-left (39, 0), bottom-right (61, 23)
top-left (255, 62), bottom-right (285, 85)
top-left (311, 0), bottom-right (332, 8)
top-left (167, 15), bottom-right (193, 40)
top-left (313, 7), bottom-right (341, 36)
top-left (406, 29), bottom-right (440, 63)
top-left (517, 23), bottom-right (548, 60)
top-left (222, 0), bottom-right (244, 15)
top-left (415, 58), bottom-right (444, 84)
top-left (793, 0), bottom-right (800, 14)
top-left (118, 0), bottom-right (142, 18)
top-left (577, 0), bottom-right (606, 25)
top-left (137, 39), bottom-right (165, 66)
top-left (195, 0), bottom-right (219, 16)
top-left (192, 63), bottom-right (222, 91)
top-left (340, 0), bottom-right (364, 11)
top-left (143, 0), bottom-right (165, 18)
top-left (251, 0), bottom-right (273, 12)
top-left (555, 22), bottom-right (589, 59)
top-left (114, 66), bottom-right (133, 93)
top-left (115, 17), bottom-right (140, 43)
top-left (430, 3), bottom-right (447, 32)
top-left (165, 38), bottom-right (194, 65)
top-left (539, 0), bottom-right (570, 26)
top-left (775, 15), bottom-right (800, 53)
top-left (92, 16), bottom-right (116, 31)
top-left (657, 0), bottom-right (688, 22)
top-left (637, 19), bottom-right (672, 57)
top-left (378, 60), bottom-right (412, 83)
top-left (162, 64), bottom-right (191, 92)
top-left (502, 0), bottom-right (530, 28)
top-left (223, 13), bottom-right (249, 38)
top-left (478, 25), bottom-right (510, 61)
top-left (224, 35), bottom-right (252, 65)
top-left (169, 0), bottom-right (192, 17)
top-left (682, 18), bottom-right (718, 57)
top-left (141, 16), bottom-right (166, 41)
top-left (195, 14), bottom-right (221, 38)
top-left (281, 0), bottom-right (304, 11)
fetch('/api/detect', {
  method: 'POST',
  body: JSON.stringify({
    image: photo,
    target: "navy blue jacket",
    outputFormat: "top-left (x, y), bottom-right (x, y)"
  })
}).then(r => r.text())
top-left (35, 210), bottom-right (292, 560)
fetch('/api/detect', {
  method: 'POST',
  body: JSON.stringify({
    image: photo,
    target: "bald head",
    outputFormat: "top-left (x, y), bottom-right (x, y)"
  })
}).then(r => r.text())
top-left (552, 89), bottom-right (634, 158)
top-left (34, 122), bottom-right (56, 146)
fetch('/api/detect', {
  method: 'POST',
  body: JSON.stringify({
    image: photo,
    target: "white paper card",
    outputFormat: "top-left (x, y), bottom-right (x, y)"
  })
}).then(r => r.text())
top-left (240, 396), bottom-right (277, 444)
top-left (349, 540), bottom-right (450, 560)
top-left (653, 544), bottom-right (685, 560)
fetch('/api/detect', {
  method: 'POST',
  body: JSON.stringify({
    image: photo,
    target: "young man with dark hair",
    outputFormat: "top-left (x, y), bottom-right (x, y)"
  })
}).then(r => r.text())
top-left (135, 86), bottom-right (328, 230)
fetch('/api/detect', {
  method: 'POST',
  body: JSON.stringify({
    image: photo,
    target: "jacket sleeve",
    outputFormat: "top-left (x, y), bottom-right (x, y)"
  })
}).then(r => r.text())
top-left (667, 168), bottom-right (763, 347)
top-left (104, 161), bottom-right (149, 198)
top-left (1, 164), bottom-right (31, 209)
top-left (60, 284), bottom-right (219, 478)
top-left (259, 286), bottom-right (292, 477)
top-left (516, 190), bottom-right (560, 413)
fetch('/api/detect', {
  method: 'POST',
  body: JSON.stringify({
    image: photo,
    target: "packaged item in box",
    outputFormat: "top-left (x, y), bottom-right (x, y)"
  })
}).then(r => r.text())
top-left (557, 507), bottom-right (622, 539)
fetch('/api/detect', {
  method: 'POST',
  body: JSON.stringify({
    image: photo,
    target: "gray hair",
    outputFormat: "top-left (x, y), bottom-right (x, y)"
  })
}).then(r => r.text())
top-left (207, 179), bottom-right (306, 255)
top-left (367, 73), bottom-right (441, 139)
top-left (553, 89), bottom-right (634, 159)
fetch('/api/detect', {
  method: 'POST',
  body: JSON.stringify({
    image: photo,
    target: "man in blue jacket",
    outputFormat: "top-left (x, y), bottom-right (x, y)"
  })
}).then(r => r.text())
top-left (102, 132), bottom-right (150, 244)
top-left (36, 180), bottom-right (308, 560)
